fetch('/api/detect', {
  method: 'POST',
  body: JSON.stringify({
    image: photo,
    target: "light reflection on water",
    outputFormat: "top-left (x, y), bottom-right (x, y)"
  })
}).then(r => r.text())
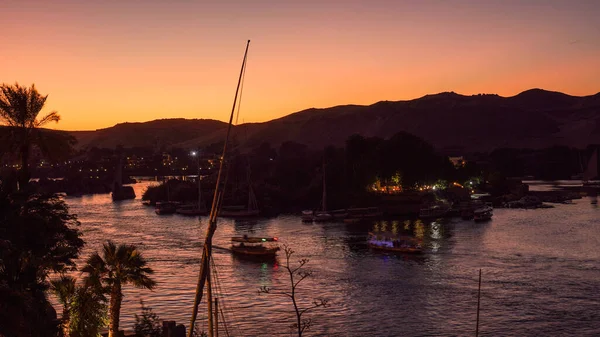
top-left (54, 182), bottom-right (600, 336)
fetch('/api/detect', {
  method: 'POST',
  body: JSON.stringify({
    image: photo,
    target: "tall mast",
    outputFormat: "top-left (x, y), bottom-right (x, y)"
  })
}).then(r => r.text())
top-left (188, 40), bottom-right (250, 337)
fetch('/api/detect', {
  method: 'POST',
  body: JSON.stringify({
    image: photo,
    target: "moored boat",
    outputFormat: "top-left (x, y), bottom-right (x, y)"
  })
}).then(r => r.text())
top-left (419, 203), bottom-right (450, 219)
top-left (155, 201), bottom-right (178, 215)
top-left (220, 205), bottom-right (260, 218)
top-left (313, 211), bottom-right (333, 222)
top-left (176, 203), bottom-right (208, 216)
top-left (305, 159), bottom-right (334, 222)
top-left (230, 236), bottom-right (280, 258)
top-left (473, 205), bottom-right (493, 222)
top-left (582, 149), bottom-right (599, 187)
top-left (301, 210), bottom-right (314, 222)
top-left (367, 232), bottom-right (423, 254)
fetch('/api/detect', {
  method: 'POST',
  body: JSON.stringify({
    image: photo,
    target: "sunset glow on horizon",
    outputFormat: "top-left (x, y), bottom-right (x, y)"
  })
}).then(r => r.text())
top-left (2, 0), bottom-right (600, 130)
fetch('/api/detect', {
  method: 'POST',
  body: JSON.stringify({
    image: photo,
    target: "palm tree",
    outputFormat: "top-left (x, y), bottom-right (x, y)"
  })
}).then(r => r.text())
top-left (0, 83), bottom-right (72, 189)
top-left (69, 285), bottom-right (108, 337)
top-left (50, 275), bottom-right (77, 336)
top-left (82, 241), bottom-right (156, 337)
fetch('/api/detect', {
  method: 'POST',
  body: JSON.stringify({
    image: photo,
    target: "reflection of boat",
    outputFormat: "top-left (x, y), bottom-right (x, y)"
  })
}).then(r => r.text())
top-left (230, 236), bottom-right (280, 258)
top-left (582, 149), bottom-right (599, 188)
top-left (367, 232), bottom-right (423, 254)
top-left (473, 205), bottom-right (493, 222)
top-left (176, 203), bottom-right (208, 216)
top-left (155, 201), bottom-right (178, 215)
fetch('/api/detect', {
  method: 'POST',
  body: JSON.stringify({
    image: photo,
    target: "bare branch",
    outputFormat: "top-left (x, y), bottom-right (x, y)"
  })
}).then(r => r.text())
top-left (258, 244), bottom-right (328, 337)
top-left (298, 298), bottom-right (329, 317)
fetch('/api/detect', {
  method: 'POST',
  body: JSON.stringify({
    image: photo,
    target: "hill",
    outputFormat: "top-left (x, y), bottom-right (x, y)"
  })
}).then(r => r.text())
top-left (69, 118), bottom-right (229, 149)
top-left (66, 89), bottom-right (600, 153)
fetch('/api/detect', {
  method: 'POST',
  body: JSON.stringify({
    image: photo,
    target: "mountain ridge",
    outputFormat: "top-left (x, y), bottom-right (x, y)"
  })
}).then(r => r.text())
top-left (63, 89), bottom-right (600, 153)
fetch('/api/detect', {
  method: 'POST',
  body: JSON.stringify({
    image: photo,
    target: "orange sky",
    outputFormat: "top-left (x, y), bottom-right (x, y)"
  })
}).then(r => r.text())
top-left (2, 0), bottom-right (600, 130)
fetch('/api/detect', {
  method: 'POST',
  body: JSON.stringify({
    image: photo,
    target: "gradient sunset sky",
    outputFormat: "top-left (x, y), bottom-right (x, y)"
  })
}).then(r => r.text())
top-left (2, 0), bottom-right (600, 130)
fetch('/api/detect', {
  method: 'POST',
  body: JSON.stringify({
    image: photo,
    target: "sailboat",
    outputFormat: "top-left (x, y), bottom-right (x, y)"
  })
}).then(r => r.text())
top-left (301, 160), bottom-right (333, 222)
top-left (188, 40), bottom-right (251, 337)
top-left (582, 148), bottom-right (599, 188)
top-left (177, 158), bottom-right (208, 216)
top-left (219, 164), bottom-right (260, 218)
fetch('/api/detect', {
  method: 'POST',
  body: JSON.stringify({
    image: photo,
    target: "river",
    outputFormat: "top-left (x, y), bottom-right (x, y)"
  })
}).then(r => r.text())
top-left (58, 182), bottom-right (600, 336)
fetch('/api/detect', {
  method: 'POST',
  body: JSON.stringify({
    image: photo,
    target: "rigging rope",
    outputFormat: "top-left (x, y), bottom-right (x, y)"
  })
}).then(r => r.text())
top-left (210, 257), bottom-right (246, 337)
top-left (234, 50), bottom-right (249, 126)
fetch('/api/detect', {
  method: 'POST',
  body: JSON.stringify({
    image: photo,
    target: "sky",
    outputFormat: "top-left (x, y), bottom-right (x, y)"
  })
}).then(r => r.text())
top-left (2, 0), bottom-right (600, 130)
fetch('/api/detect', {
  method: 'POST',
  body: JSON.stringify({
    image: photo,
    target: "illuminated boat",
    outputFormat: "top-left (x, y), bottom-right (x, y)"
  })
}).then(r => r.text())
top-left (367, 232), bottom-right (423, 254)
top-left (230, 236), bottom-right (280, 258)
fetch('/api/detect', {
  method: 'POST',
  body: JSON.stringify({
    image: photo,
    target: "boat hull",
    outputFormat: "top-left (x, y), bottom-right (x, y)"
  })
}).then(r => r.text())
top-left (176, 209), bottom-right (207, 216)
top-left (220, 209), bottom-right (260, 218)
top-left (112, 186), bottom-right (136, 201)
top-left (474, 214), bottom-right (493, 222)
top-left (231, 247), bottom-right (279, 258)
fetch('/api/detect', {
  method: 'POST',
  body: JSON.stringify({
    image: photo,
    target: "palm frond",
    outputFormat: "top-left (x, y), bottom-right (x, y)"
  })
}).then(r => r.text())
top-left (50, 275), bottom-right (77, 306)
top-left (35, 110), bottom-right (60, 127)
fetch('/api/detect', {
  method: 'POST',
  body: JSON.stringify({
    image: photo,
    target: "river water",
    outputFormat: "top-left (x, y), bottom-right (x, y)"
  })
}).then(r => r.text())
top-left (59, 182), bottom-right (600, 336)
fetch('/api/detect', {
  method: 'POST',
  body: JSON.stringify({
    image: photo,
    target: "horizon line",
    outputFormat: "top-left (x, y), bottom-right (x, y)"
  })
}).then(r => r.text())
top-left (53, 87), bottom-right (600, 132)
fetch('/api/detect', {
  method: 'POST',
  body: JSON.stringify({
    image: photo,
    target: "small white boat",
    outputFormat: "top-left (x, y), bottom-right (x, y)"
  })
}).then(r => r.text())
top-left (419, 204), bottom-right (450, 219)
top-left (473, 205), bottom-right (493, 222)
top-left (301, 210), bottom-right (314, 222)
top-left (313, 211), bottom-right (333, 222)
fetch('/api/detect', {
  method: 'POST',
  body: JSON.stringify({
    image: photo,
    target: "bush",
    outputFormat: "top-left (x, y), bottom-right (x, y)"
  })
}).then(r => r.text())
top-left (134, 300), bottom-right (162, 337)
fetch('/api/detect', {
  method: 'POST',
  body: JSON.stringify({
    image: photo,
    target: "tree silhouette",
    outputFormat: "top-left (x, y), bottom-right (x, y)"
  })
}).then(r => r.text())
top-left (82, 241), bottom-right (156, 337)
top-left (0, 83), bottom-right (74, 189)
top-left (259, 245), bottom-right (328, 336)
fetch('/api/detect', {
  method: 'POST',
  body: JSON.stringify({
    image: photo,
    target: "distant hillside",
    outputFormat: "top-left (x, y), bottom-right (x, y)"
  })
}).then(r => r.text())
top-left (69, 118), bottom-right (229, 149)
top-left (67, 89), bottom-right (600, 153)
